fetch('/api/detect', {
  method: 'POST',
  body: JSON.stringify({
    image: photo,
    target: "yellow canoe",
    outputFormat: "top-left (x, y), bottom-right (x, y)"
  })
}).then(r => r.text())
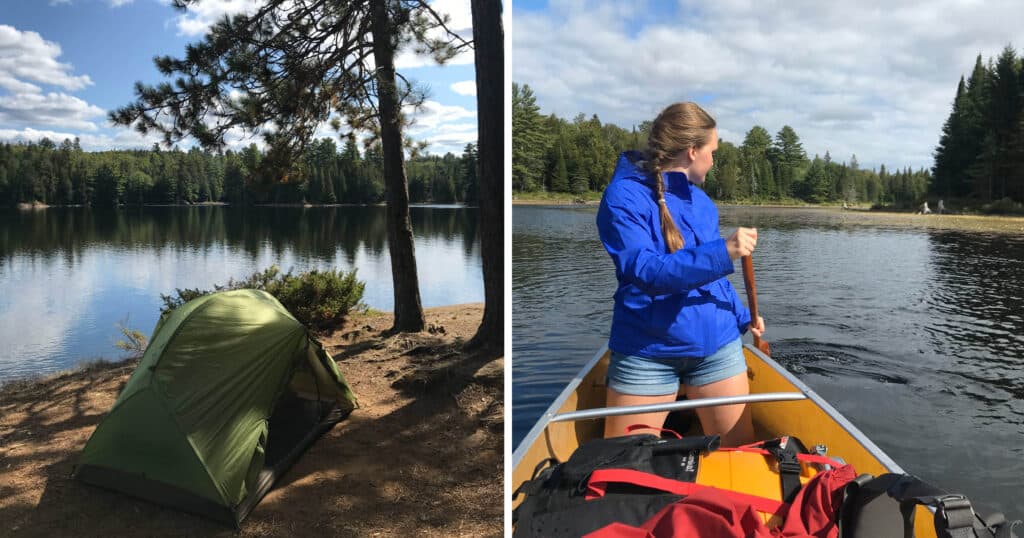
top-left (512, 343), bottom-right (939, 537)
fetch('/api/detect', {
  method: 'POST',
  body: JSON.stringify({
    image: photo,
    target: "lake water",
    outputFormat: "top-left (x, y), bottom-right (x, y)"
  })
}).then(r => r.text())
top-left (0, 205), bottom-right (482, 381)
top-left (512, 204), bottom-right (1024, 518)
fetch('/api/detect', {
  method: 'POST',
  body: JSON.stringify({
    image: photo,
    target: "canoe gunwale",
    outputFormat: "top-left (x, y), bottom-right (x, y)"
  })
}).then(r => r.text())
top-left (513, 342), bottom-right (905, 476)
top-left (512, 344), bottom-right (608, 467)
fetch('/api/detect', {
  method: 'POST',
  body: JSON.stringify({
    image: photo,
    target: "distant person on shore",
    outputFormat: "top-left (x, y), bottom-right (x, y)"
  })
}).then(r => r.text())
top-left (937, 199), bottom-right (945, 214)
top-left (596, 102), bottom-right (765, 446)
top-left (918, 201), bottom-right (931, 215)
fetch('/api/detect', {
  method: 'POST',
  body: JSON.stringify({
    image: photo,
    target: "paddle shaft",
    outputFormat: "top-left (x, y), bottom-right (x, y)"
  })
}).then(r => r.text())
top-left (741, 255), bottom-right (771, 355)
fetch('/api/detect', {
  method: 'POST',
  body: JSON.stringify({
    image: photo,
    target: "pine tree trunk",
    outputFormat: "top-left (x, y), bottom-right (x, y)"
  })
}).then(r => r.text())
top-left (371, 0), bottom-right (424, 332)
top-left (466, 0), bottom-right (504, 353)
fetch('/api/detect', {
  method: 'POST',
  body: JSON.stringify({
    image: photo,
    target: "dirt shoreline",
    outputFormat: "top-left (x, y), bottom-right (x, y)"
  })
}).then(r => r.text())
top-left (514, 200), bottom-right (1024, 233)
top-left (0, 304), bottom-right (502, 537)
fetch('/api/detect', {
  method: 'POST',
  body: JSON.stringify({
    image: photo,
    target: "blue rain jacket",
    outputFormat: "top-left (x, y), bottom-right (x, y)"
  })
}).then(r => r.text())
top-left (596, 151), bottom-right (752, 359)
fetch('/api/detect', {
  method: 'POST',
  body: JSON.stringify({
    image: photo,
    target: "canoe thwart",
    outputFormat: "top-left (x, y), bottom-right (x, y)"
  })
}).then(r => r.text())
top-left (549, 392), bottom-right (808, 423)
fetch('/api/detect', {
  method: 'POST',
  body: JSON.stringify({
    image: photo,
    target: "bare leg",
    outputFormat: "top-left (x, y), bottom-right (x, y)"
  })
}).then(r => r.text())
top-left (603, 387), bottom-right (678, 438)
top-left (686, 371), bottom-right (754, 446)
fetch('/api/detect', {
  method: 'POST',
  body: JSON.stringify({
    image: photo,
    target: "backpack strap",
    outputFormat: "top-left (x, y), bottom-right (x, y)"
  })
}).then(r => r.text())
top-left (721, 436), bottom-right (844, 504)
top-left (762, 436), bottom-right (805, 503)
top-left (513, 458), bottom-right (559, 500)
top-left (584, 468), bottom-right (789, 517)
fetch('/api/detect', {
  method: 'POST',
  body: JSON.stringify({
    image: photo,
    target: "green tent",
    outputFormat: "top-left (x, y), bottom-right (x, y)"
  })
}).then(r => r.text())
top-left (74, 289), bottom-right (357, 526)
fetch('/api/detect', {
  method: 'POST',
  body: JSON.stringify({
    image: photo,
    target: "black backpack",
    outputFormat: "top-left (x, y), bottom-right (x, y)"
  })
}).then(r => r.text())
top-left (512, 433), bottom-right (719, 537)
top-left (839, 473), bottom-right (1020, 538)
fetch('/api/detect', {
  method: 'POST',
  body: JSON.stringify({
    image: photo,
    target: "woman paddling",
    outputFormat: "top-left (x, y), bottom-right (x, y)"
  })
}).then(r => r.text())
top-left (595, 102), bottom-right (765, 446)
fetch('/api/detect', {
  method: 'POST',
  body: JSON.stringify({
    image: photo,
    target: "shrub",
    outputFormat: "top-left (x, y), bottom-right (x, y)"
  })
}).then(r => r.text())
top-left (981, 197), bottom-right (1024, 215)
top-left (160, 265), bottom-right (366, 330)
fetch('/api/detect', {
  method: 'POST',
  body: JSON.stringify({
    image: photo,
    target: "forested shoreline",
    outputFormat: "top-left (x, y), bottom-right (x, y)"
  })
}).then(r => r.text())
top-left (513, 83), bottom-right (930, 209)
top-left (513, 45), bottom-right (1024, 214)
top-left (0, 137), bottom-right (479, 208)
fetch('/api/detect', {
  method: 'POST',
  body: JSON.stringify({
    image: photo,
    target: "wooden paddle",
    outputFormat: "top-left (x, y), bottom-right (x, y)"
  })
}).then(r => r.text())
top-left (741, 255), bottom-right (771, 355)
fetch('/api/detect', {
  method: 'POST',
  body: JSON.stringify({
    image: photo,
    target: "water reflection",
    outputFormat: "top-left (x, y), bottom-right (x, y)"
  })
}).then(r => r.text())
top-left (0, 205), bottom-right (482, 380)
top-left (0, 206), bottom-right (480, 267)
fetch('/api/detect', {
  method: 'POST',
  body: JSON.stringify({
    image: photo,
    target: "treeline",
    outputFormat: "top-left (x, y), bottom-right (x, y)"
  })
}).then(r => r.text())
top-left (513, 82), bottom-right (931, 208)
top-left (0, 137), bottom-right (479, 207)
top-left (933, 45), bottom-right (1024, 204)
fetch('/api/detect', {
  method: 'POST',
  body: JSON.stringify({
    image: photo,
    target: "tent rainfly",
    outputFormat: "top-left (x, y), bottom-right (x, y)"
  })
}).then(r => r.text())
top-left (74, 289), bottom-right (357, 526)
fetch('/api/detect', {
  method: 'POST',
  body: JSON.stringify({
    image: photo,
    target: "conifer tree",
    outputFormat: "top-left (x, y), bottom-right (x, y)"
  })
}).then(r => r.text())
top-left (773, 125), bottom-right (806, 198)
top-left (512, 83), bottom-right (548, 191)
top-left (741, 126), bottom-right (773, 198)
top-left (551, 146), bottom-right (569, 192)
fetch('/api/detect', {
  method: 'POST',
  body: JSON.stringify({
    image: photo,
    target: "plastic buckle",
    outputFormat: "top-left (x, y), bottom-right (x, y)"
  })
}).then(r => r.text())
top-left (937, 495), bottom-right (975, 529)
top-left (776, 452), bottom-right (802, 475)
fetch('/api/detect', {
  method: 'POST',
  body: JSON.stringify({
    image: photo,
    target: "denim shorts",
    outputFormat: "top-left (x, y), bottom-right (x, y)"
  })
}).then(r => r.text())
top-left (607, 338), bottom-right (747, 396)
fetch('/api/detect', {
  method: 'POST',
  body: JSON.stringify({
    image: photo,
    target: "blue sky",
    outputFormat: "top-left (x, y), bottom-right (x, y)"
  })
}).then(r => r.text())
top-left (512, 0), bottom-right (1024, 171)
top-left (0, 0), bottom-right (477, 155)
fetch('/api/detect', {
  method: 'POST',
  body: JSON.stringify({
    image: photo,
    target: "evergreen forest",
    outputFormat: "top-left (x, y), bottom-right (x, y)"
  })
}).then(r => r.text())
top-left (513, 82), bottom-right (928, 208)
top-left (0, 137), bottom-right (479, 207)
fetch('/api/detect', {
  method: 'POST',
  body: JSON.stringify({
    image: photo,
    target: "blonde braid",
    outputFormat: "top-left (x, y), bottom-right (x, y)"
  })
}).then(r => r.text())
top-left (645, 102), bottom-right (717, 253)
top-left (650, 161), bottom-right (685, 253)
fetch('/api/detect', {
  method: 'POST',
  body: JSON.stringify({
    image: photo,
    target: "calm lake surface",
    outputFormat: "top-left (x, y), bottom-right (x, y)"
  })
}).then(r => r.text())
top-left (513, 204), bottom-right (1024, 517)
top-left (0, 205), bottom-right (482, 381)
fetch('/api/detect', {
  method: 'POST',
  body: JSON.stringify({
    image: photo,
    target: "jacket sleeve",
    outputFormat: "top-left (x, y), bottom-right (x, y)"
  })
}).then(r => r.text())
top-left (597, 187), bottom-right (735, 296)
top-left (724, 279), bottom-right (753, 334)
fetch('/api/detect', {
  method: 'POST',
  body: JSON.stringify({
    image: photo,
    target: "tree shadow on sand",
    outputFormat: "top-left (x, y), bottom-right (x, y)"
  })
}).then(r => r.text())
top-left (1, 323), bottom-right (503, 537)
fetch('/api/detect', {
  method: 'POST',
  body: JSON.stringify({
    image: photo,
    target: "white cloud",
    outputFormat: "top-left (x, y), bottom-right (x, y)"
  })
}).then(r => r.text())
top-left (0, 92), bottom-right (105, 131)
top-left (405, 99), bottom-right (476, 131)
top-left (0, 74), bottom-right (42, 94)
top-left (0, 127), bottom-right (77, 144)
top-left (0, 126), bottom-right (165, 151)
top-left (174, 0), bottom-right (262, 36)
top-left (512, 0), bottom-right (1024, 170)
top-left (0, 26), bottom-right (106, 134)
top-left (221, 125), bottom-right (266, 151)
top-left (422, 121), bottom-right (477, 150)
top-left (109, 0), bottom-right (133, 6)
top-left (450, 80), bottom-right (476, 96)
top-left (0, 25), bottom-right (93, 91)
top-left (403, 101), bottom-right (477, 155)
top-left (430, 0), bottom-right (472, 32)
top-left (395, 48), bottom-right (474, 70)
top-left (395, 0), bottom-right (474, 69)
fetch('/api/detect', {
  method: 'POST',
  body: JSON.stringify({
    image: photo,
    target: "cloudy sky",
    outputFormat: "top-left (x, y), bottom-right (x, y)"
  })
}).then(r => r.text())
top-left (512, 0), bottom-right (1024, 171)
top-left (0, 0), bottom-right (477, 155)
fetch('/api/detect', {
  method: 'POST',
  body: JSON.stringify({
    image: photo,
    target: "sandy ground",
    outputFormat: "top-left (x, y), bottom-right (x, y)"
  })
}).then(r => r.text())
top-left (0, 304), bottom-right (502, 537)
top-left (821, 208), bottom-right (1024, 233)
top-left (719, 204), bottom-right (1024, 233)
